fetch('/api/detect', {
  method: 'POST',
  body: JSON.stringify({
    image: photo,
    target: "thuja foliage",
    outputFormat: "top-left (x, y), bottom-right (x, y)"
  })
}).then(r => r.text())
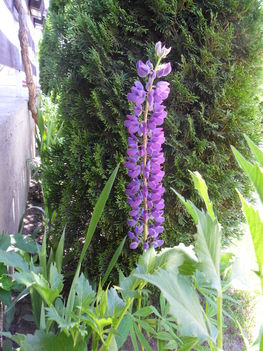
top-left (39, 0), bottom-right (263, 279)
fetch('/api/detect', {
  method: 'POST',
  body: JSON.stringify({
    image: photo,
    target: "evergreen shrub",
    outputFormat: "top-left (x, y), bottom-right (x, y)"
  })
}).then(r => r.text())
top-left (39, 0), bottom-right (263, 280)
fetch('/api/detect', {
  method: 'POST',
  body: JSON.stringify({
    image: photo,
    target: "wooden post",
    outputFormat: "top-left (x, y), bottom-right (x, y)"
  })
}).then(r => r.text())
top-left (14, 0), bottom-right (38, 126)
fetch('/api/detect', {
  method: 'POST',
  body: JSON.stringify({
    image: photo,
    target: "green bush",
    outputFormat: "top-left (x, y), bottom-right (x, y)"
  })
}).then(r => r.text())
top-left (39, 0), bottom-right (263, 280)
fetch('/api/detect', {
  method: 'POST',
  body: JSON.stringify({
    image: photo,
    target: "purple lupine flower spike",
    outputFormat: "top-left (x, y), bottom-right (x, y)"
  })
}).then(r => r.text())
top-left (125, 42), bottom-right (171, 250)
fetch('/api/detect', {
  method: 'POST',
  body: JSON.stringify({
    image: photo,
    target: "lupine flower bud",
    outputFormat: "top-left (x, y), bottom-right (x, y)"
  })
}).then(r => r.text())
top-left (155, 41), bottom-right (171, 58)
top-left (125, 42), bottom-right (171, 250)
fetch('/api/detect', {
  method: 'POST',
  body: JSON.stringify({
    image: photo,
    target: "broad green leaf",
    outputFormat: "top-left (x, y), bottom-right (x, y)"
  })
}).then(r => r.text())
top-left (115, 314), bottom-right (132, 348)
top-left (0, 289), bottom-right (11, 305)
top-left (238, 191), bottom-right (263, 291)
top-left (172, 189), bottom-right (198, 224)
top-left (0, 235), bottom-right (11, 250)
top-left (13, 271), bottom-right (61, 306)
top-left (232, 146), bottom-right (263, 204)
top-left (55, 227), bottom-right (65, 274)
top-left (0, 249), bottom-right (28, 271)
top-left (245, 135), bottom-right (263, 168)
top-left (66, 165), bottom-right (119, 317)
top-left (49, 263), bottom-right (63, 293)
top-left (101, 237), bottom-right (126, 287)
top-left (0, 276), bottom-right (12, 291)
top-left (189, 171), bottom-right (215, 220)
top-left (137, 269), bottom-right (213, 342)
top-left (75, 273), bottom-right (96, 311)
top-left (2, 330), bottom-right (86, 351)
top-left (108, 336), bottom-right (118, 351)
top-left (10, 234), bottom-right (38, 254)
top-left (195, 210), bottom-right (222, 293)
top-left (107, 287), bottom-right (125, 316)
top-left (156, 244), bottom-right (198, 275)
top-left (46, 307), bottom-right (76, 331)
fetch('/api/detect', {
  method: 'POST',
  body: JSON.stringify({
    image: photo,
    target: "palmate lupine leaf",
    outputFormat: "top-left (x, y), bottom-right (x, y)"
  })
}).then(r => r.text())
top-left (137, 269), bottom-right (214, 342)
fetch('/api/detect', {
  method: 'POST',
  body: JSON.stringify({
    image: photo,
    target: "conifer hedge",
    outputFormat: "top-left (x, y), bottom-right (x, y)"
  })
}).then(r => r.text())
top-left (40, 0), bottom-right (263, 279)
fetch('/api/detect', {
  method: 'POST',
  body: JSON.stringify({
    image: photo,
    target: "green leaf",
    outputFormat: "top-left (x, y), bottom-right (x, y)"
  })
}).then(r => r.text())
top-left (40, 303), bottom-right (46, 330)
top-left (244, 135), bottom-right (263, 168)
top-left (0, 289), bottom-right (11, 305)
top-left (46, 307), bottom-right (76, 331)
top-left (49, 263), bottom-right (63, 293)
top-left (4, 287), bottom-right (30, 315)
top-left (0, 235), bottom-right (11, 250)
top-left (172, 189), bottom-right (198, 224)
top-left (39, 231), bottom-right (47, 279)
top-left (101, 237), bottom-right (126, 287)
top-left (189, 171), bottom-right (215, 220)
top-left (137, 269), bottom-right (213, 342)
top-left (156, 244), bottom-right (198, 276)
top-left (179, 336), bottom-right (200, 350)
top-left (108, 336), bottom-right (118, 351)
top-left (133, 322), bottom-right (152, 351)
top-left (0, 276), bottom-right (12, 291)
top-left (78, 164), bottom-right (119, 267)
top-left (194, 210), bottom-right (222, 293)
top-left (232, 146), bottom-right (263, 204)
top-left (130, 324), bottom-right (139, 351)
top-left (115, 314), bottom-right (132, 348)
top-left (2, 330), bottom-right (86, 351)
top-left (10, 234), bottom-right (38, 254)
top-left (75, 273), bottom-right (96, 311)
top-left (134, 306), bottom-right (153, 318)
top-left (238, 191), bottom-right (263, 291)
top-left (66, 165), bottom-right (119, 317)
top-left (107, 287), bottom-right (125, 317)
top-left (0, 249), bottom-right (28, 271)
top-left (55, 227), bottom-right (65, 274)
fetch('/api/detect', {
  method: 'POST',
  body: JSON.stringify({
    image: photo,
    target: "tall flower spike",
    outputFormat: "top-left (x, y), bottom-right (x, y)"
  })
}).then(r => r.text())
top-left (125, 42), bottom-right (171, 250)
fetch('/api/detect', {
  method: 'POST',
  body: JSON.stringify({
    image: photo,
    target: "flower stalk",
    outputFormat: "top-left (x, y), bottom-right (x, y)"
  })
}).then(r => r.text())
top-left (124, 42), bottom-right (171, 250)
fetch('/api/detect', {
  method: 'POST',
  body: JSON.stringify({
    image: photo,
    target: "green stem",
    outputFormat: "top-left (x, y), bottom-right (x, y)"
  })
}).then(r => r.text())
top-left (137, 289), bottom-right (144, 351)
top-left (100, 297), bottom-right (134, 351)
top-left (217, 294), bottom-right (223, 349)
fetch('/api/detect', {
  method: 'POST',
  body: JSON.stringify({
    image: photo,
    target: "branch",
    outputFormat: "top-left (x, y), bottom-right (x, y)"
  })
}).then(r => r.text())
top-left (14, 0), bottom-right (38, 126)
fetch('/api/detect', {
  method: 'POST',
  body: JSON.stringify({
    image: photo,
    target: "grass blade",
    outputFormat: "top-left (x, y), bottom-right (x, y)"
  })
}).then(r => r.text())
top-left (101, 237), bottom-right (126, 287)
top-left (66, 165), bottom-right (119, 317)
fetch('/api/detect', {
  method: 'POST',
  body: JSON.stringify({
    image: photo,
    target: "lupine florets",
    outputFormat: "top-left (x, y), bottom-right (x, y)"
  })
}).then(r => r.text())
top-left (124, 42), bottom-right (171, 250)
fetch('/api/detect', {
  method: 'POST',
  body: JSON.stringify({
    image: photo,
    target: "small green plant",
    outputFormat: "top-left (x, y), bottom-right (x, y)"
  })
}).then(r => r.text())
top-left (232, 135), bottom-right (263, 349)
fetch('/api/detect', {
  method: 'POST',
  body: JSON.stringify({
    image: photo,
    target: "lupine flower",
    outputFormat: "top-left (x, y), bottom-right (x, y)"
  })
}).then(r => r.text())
top-left (125, 42), bottom-right (171, 250)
